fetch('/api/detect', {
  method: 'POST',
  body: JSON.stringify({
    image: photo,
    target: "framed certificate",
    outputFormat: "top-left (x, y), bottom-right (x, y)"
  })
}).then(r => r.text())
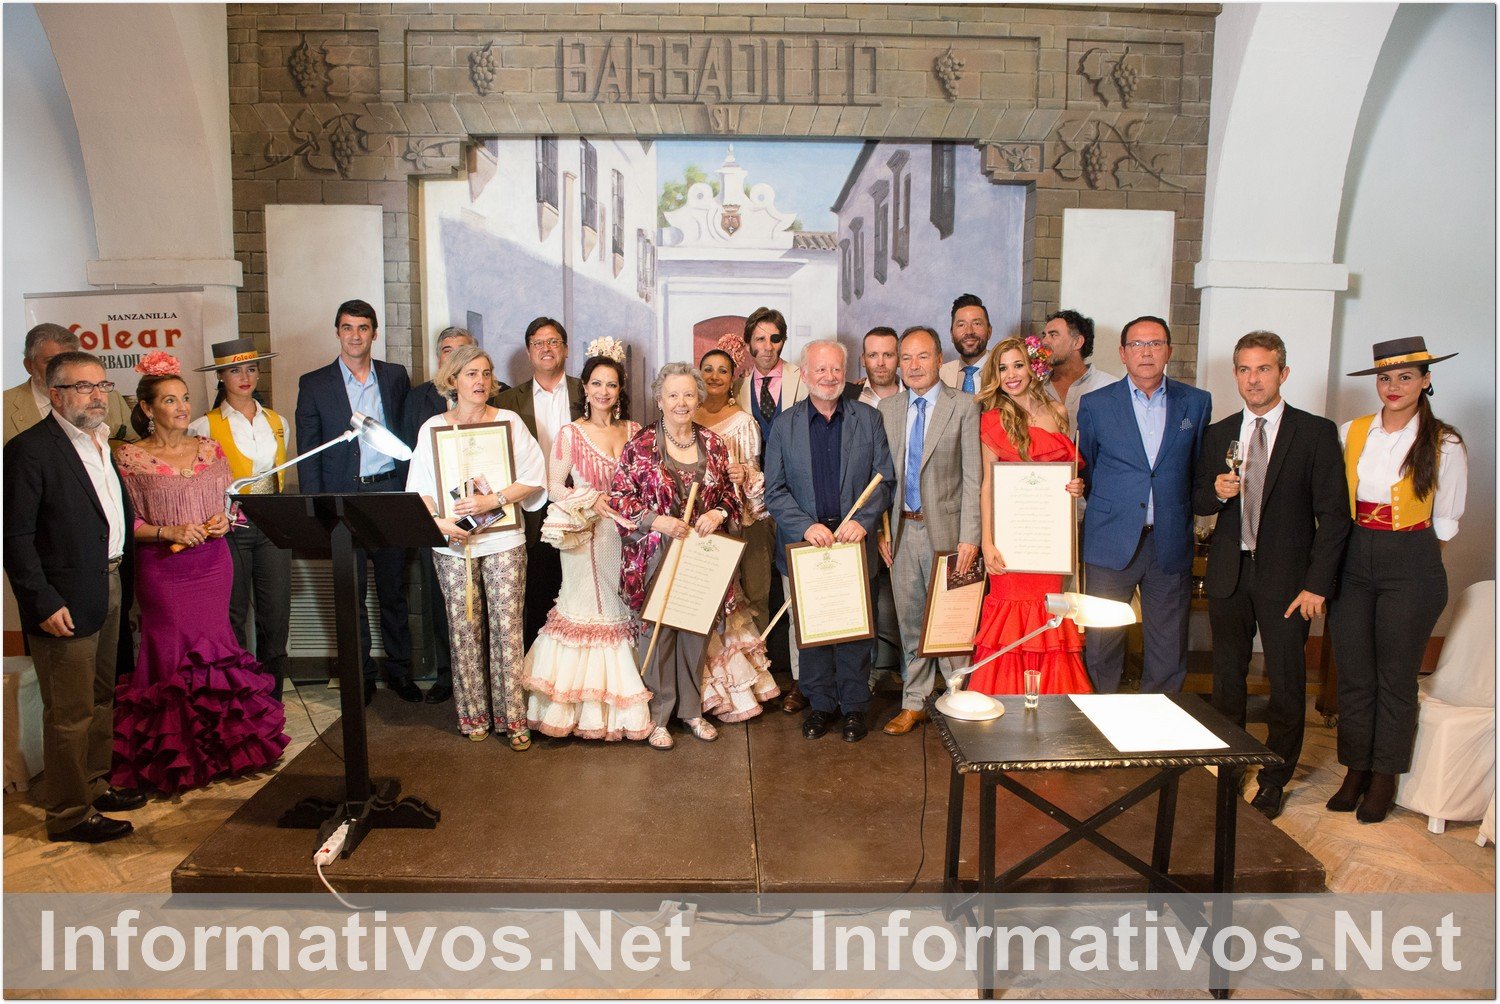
top-left (785, 541), bottom-right (874, 649)
top-left (430, 421), bottom-right (521, 534)
top-left (917, 552), bottom-right (987, 658)
top-left (641, 531), bottom-right (747, 636)
top-left (989, 461), bottom-right (1077, 576)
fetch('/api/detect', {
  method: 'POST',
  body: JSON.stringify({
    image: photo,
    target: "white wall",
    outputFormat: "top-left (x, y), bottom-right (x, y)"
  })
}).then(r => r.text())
top-left (1059, 208), bottom-right (1175, 375)
top-left (1331, 2), bottom-right (1496, 628)
top-left (2, 3), bottom-right (98, 382)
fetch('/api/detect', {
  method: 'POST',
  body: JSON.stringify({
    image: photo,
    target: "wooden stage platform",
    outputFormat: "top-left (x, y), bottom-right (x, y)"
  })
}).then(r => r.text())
top-left (172, 689), bottom-right (1326, 895)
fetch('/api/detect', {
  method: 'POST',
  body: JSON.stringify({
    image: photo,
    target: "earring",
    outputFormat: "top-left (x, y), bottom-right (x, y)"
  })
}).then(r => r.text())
top-left (147, 418), bottom-right (156, 435)
top-left (613, 404), bottom-right (620, 420)
top-left (583, 400), bottom-right (591, 418)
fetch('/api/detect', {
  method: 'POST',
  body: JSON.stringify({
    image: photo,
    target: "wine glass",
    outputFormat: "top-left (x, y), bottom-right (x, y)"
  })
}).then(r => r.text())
top-left (1226, 440), bottom-right (1243, 475)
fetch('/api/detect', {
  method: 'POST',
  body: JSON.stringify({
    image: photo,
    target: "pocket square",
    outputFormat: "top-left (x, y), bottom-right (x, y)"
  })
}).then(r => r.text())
top-left (1179, 418), bottom-right (1193, 430)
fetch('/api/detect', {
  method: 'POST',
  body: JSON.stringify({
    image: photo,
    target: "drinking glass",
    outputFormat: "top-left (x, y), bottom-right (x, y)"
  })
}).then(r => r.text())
top-left (1023, 670), bottom-right (1042, 710)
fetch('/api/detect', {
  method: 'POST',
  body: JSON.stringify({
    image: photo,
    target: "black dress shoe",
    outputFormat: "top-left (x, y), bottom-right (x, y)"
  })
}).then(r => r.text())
top-left (1250, 784), bottom-right (1284, 820)
top-left (841, 711), bottom-right (868, 743)
top-left (363, 680), bottom-right (377, 706)
top-left (1356, 772), bottom-right (1397, 824)
top-left (424, 681), bottom-right (453, 704)
top-left (1326, 768), bottom-right (1371, 812)
top-left (49, 813), bottom-right (133, 844)
top-left (389, 677), bottom-right (423, 703)
top-left (802, 709), bottom-right (837, 739)
top-left (93, 787), bottom-right (147, 813)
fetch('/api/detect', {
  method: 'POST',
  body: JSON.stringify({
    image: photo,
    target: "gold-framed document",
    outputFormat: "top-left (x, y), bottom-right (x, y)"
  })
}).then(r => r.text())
top-left (917, 552), bottom-right (987, 658)
top-left (430, 421), bottom-right (521, 534)
top-left (641, 531), bottom-right (747, 636)
top-left (989, 461), bottom-right (1077, 576)
top-left (785, 541), bottom-right (874, 649)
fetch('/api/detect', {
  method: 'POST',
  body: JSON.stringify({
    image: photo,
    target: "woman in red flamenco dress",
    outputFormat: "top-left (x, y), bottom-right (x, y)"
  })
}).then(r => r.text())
top-left (969, 336), bottom-right (1091, 695)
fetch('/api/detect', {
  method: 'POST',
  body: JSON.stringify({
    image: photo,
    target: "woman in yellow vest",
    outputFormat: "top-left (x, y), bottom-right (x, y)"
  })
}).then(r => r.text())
top-left (187, 338), bottom-right (291, 702)
top-left (1327, 337), bottom-right (1467, 823)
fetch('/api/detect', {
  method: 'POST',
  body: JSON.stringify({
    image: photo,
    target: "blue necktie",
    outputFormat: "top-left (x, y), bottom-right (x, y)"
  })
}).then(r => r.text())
top-left (904, 397), bottom-right (926, 512)
top-left (962, 366), bottom-right (978, 394)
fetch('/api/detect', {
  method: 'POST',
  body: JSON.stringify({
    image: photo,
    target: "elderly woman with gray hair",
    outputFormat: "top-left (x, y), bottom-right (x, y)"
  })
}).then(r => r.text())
top-left (610, 362), bottom-right (770, 749)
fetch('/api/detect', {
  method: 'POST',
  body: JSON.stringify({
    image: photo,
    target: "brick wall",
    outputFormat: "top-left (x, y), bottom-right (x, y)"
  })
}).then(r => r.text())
top-left (229, 3), bottom-right (1215, 379)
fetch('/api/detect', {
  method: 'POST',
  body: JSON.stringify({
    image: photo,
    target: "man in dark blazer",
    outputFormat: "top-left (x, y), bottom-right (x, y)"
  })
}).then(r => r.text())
top-left (1077, 315), bottom-right (1212, 694)
top-left (765, 340), bottom-right (895, 742)
top-left (294, 299), bottom-right (421, 705)
top-left (1194, 331), bottom-right (1350, 819)
top-left (495, 317), bottom-right (584, 648)
top-left (4, 351), bottom-right (146, 843)
top-left (401, 326), bottom-right (508, 705)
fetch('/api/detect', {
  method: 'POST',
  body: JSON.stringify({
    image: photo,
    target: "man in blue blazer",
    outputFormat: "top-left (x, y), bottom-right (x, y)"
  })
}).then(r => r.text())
top-left (1076, 315), bottom-right (1211, 693)
top-left (294, 299), bottom-right (421, 706)
top-left (764, 340), bottom-right (895, 743)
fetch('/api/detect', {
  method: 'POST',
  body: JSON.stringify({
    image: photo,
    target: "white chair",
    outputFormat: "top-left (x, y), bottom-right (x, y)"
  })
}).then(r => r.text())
top-left (3, 656), bottom-right (45, 792)
top-left (1478, 796), bottom-right (1494, 848)
top-left (1396, 581), bottom-right (1495, 834)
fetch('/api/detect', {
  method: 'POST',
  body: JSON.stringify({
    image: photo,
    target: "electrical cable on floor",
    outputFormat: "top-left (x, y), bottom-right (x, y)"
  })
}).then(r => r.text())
top-left (315, 859), bottom-right (369, 911)
top-left (290, 679), bottom-right (344, 763)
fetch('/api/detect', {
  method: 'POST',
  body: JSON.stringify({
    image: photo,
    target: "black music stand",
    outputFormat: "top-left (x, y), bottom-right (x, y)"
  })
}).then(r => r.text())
top-left (237, 492), bottom-right (444, 858)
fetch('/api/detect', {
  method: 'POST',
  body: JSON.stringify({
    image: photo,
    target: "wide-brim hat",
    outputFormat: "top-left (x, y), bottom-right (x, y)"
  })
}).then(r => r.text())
top-left (196, 338), bottom-right (278, 372)
top-left (1346, 336), bottom-right (1456, 376)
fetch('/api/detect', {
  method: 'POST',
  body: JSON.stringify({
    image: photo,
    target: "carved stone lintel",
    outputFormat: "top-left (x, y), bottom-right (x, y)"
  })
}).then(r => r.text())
top-left (401, 137), bottom-right (462, 174)
top-left (703, 102), bottom-right (740, 135)
top-left (983, 142), bottom-right (1044, 178)
top-left (250, 108), bottom-right (382, 179)
top-left (1051, 119), bottom-right (1184, 191)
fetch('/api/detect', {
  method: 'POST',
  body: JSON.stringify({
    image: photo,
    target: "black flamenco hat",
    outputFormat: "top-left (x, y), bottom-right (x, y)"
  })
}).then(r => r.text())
top-left (1346, 336), bottom-right (1457, 376)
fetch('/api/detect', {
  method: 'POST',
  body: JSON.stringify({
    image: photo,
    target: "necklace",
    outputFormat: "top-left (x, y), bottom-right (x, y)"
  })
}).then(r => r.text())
top-left (661, 418), bottom-right (696, 450)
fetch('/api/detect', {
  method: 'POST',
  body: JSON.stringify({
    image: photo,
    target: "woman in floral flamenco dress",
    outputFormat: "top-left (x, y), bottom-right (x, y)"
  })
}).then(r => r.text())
top-left (110, 355), bottom-right (288, 794)
top-left (969, 337), bottom-right (1091, 695)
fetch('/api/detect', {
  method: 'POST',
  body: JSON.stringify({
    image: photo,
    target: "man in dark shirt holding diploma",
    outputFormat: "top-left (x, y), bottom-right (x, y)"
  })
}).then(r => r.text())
top-left (764, 340), bottom-right (894, 743)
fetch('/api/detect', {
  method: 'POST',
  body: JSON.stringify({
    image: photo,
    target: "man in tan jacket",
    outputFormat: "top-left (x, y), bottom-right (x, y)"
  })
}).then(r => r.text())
top-left (5, 323), bottom-right (133, 445)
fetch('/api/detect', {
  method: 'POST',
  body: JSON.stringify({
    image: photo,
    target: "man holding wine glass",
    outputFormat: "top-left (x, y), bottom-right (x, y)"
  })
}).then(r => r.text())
top-left (1193, 331), bottom-right (1350, 819)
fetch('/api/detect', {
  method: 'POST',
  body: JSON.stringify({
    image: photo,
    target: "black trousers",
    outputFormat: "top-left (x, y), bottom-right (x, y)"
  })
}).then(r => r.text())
top-left (227, 522), bottom-right (292, 699)
top-left (521, 542), bottom-right (563, 650)
top-left (1208, 553), bottom-right (1310, 789)
top-left (419, 548), bottom-right (452, 688)
top-left (350, 481), bottom-right (412, 684)
top-left (1328, 525), bottom-right (1448, 775)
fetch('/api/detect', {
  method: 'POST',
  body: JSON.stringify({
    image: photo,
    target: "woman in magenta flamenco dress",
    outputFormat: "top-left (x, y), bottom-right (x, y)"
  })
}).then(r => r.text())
top-left (969, 336), bottom-right (1091, 696)
top-left (110, 357), bottom-right (288, 794)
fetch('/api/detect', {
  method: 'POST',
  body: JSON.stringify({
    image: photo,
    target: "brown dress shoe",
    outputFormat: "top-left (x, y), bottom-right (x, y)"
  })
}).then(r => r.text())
top-left (781, 683), bottom-right (808, 714)
top-left (883, 709), bottom-right (929, 735)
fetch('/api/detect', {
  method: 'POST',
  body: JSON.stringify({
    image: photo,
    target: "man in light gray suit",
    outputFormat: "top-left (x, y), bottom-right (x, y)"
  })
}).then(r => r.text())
top-left (765, 340), bottom-right (895, 743)
top-left (878, 326), bottom-right (982, 735)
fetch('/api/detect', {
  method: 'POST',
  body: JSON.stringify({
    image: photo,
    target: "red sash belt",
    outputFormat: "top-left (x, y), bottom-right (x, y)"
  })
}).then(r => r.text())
top-left (1355, 500), bottom-right (1432, 532)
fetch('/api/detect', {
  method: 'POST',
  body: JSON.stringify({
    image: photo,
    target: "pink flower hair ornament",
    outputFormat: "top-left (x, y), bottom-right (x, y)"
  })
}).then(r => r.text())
top-left (135, 351), bottom-right (181, 377)
top-left (1023, 334), bottom-right (1053, 381)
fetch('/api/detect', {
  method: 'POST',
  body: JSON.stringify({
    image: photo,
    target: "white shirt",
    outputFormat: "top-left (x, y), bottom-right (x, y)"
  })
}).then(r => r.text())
top-left (1340, 413), bottom-right (1467, 541)
top-left (30, 380), bottom-right (52, 421)
top-left (187, 401), bottom-right (279, 475)
top-left (1045, 364), bottom-right (1120, 432)
top-left (531, 378), bottom-right (571, 470)
top-left (54, 412), bottom-right (126, 558)
top-left (1236, 399), bottom-right (1287, 467)
top-left (855, 378), bottom-right (902, 408)
top-left (405, 409), bottom-right (549, 558)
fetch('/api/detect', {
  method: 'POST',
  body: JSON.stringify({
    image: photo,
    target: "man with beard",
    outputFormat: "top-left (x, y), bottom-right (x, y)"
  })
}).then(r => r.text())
top-left (939, 293), bottom-right (992, 395)
top-left (1039, 308), bottom-right (1118, 432)
top-left (843, 326), bottom-right (903, 405)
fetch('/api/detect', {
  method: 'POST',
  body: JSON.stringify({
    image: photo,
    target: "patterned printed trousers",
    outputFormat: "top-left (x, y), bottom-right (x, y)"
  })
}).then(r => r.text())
top-left (432, 547), bottom-right (528, 736)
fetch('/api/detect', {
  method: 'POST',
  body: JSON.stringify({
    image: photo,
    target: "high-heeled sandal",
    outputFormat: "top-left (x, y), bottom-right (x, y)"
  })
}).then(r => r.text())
top-left (1356, 772), bottom-right (1396, 823)
top-left (466, 730), bottom-right (488, 743)
top-left (684, 717), bottom-right (718, 742)
top-left (508, 728), bottom-right (531, 752)
top-left (648, 726), bottom-right (674, 750)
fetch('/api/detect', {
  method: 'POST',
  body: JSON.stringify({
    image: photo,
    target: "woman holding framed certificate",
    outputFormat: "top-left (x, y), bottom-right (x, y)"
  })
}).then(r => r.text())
top-left (609, 363), bottom-right (758, 750)
top-left (522, 348), bottom-right (653, 742)
top-left (405, 344), bottom-right (548, 749)
top-left (970, 336), bottom-right (1090, 696)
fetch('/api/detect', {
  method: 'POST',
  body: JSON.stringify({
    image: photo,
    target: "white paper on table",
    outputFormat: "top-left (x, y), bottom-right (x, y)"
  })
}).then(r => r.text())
top-left (1070, 694), bottom-right (1228, 753)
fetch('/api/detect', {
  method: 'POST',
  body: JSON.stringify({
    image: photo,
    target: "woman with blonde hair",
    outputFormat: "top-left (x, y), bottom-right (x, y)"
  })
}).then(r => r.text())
top-left (968, 336), bottom-right (1089, 695)
top-left (405, 343), bottom-right (548, 749)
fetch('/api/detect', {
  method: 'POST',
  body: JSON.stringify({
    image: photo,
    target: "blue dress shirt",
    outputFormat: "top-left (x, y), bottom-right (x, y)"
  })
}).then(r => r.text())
top-left (1130, 377), bottom-right (1169, 522)
top-left (807, 398), bottom-right (845, 527)
top-left (339, 358), bottom-right (393, 477)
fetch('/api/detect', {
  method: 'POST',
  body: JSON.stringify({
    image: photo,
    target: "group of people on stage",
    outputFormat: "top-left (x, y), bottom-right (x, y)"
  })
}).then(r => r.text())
top-left (3, 288), bottom-right (1468, 843)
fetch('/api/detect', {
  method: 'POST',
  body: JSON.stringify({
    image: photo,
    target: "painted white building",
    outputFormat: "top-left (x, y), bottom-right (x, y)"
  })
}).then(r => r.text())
top-left (656, 148), bottom-right (838, 369)
top-left (833, 141), bottom-right (1028, 353)
top-left (421, 137), bottom-right (659, 408)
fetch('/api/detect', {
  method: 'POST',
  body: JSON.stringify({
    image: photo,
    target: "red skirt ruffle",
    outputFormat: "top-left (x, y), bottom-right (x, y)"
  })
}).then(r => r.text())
top-left (967, 571), bottom-right (1090, 696)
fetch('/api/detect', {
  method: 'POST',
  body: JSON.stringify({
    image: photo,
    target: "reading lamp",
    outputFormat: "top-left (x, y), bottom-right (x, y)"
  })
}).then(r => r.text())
top-left (935, 592), bottom-right (1138, 722)
top-left (222, 412), bottom-right (413, 514)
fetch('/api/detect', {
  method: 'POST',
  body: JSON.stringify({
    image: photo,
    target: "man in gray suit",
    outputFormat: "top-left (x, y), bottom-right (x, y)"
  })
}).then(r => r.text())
top-left (764, 340), bottom-right (895, 743)
top-left (878, 326), bottom-right (982, 735)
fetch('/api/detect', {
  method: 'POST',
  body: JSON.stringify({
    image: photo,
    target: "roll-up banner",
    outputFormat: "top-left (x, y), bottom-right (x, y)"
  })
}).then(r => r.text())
top-left (23, 286), bottom-right (207, 400)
